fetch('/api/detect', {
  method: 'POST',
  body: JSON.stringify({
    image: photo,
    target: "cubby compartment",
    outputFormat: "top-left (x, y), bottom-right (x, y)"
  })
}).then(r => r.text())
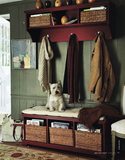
top-left (75, 130), bottom-right (102, 151)
top-left (25, 118), bottom-right (47, 143)
top-left (48, 119), bottom-right (74, 146)
top-left (74, 122), bottom-right (102, 151)
top-left (25, 125), bottom-right (46, 143)
top-left (29, 13), bottom-right (52, 28)
top-left (52, 9), bottom-right (78, 25)
top-left (80, 9), bottom-right (107, 24)
top-left (49, 127), bottom-right (74, 146)
top-left (48, 119), bottom-right (73, 129)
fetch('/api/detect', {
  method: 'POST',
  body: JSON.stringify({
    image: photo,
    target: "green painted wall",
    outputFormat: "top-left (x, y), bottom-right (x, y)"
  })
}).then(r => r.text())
top-left (0, 0), bottom-right (125, 119)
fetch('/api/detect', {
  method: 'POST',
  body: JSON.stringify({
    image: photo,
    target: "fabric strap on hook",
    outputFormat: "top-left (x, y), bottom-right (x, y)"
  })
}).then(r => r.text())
top-left (13, 123), bottom-right (24, 141)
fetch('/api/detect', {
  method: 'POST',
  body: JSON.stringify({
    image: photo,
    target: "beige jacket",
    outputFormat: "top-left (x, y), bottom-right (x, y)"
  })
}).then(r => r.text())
top-left (88, 32), bottom-right (115, 102)
top-left (38, 36), bottom-right (54, 92)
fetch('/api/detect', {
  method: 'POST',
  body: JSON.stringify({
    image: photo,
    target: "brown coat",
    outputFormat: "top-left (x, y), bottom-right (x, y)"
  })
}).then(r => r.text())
top-left (63, 34), bottom-right (80, 103)
top-left (88, 32), bottom-right (115, 102)
top-left (78, 104), bottom-right (121, 129)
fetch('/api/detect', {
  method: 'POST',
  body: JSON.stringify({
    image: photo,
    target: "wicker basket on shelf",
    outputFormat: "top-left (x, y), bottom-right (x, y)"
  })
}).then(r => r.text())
top-left (49, 127), bottom-right (74, 146)
top-left (25, 125), bottom-right (46, 143)
top-left (80, 9), bottom-right (107, 23)
top-left (29, 14), bottom-right (51, 27)
top-left (75, 131), bottom-right (102, 151)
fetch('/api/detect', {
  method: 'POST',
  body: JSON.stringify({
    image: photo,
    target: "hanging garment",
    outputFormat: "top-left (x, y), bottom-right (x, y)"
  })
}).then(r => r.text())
top-left (38, 36), bottom-right (54, 92)
top-left (78, 104), bottom-right (121, 129)
top-left (88, 32), bottom-right (115, 102)
top-left (63, 34), bottom-right (80, 103)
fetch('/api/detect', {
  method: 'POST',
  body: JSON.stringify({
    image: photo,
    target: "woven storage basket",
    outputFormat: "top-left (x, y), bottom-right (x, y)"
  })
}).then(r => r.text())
top-left (29, 14), bottom-right (51, 27)
top-left (80, 9), bottom-right (106, 23)
top-left (75, 131), bottom-right (101, 151)
top-left (25, 125), bottom-right (46, 143)
top-left (49, 127), bottom-right (73, 146)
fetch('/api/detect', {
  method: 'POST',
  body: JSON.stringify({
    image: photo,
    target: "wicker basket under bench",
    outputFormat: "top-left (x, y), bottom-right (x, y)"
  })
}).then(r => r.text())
top-left (49, 127), bottom-right (74, 146)
top-left (25, 125), bottom-right (46, 143)
top-left (75, 131), bottom-right (101, 151)
top-left (22, 113), bottom-right (111, 159)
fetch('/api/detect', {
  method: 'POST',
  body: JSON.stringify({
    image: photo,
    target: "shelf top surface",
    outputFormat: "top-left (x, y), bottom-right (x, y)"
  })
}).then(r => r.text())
top-left (25, 1), bottom-right (110, 15)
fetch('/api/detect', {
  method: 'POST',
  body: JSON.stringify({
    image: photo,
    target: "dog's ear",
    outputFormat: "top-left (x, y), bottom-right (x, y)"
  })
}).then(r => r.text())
top-left (49, 83), bottom-right (52, 86)
top-left (48, 83), bottom-right (51, 94)
top-left (57, 80), bottom-right (61, 85)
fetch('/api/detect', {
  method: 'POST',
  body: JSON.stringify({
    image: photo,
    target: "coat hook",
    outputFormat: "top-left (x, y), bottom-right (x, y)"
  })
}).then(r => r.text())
top-left (97, 31), bottom-right (105, 37)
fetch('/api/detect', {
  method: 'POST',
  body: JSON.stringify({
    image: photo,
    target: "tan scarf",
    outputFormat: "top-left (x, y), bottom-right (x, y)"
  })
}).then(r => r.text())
top-left (38, 36), bottom-right (54, 92)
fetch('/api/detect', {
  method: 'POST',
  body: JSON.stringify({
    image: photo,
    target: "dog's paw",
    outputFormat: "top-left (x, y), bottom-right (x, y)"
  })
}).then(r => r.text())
top-left (49, 107), bottom-right (55, 112)
top-left (58, 109), bottom-right (65, 112)
top-left (46, 107), bottom-right (49, 111)
top-left (45, 106), bottom-right (49, 110)
top-left (49, 109), bottom-right (54, 112)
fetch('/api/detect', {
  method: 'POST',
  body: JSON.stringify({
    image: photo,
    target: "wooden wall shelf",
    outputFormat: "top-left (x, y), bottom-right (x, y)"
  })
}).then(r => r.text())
top-left (25, 1), bottom-right (112, 42)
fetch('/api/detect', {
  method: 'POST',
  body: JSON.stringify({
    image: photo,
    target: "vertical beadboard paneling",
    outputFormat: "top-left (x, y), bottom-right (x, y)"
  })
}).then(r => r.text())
top-left (19, 2), bottom-right (34, 39)
top-left (10, 5), bottom-right (20, 39)
top-left (19, 69), bottom-right (44, 96)
top-left (11, 70), bottom-right (20, 95)
top-left (19, 99), bottom-right (27, 118)
top-left (83, 41), bottom-right (93, 100)
top-left (35, 70), bottom-right (45, 96)
top-left (116, 37), bottom-right (125, 103)
top-left (36, 99), bottom-right (47, 106)
top-left (118, 37), bottom-right (125, 82)
top-left (11, 97), bottom-right (20, 120)
top-left (25, 69), bottom-right (41, 96)
top-left (26, 99), bottom-right (36, 108)
top-left (25, 1), bottom-right (35, 39)
top-left (19, 4), bottom-right (27, 39)
top-left (19, 70), bottom-right (27, 95)
top-left (55, 42), bottom-right (68, 83)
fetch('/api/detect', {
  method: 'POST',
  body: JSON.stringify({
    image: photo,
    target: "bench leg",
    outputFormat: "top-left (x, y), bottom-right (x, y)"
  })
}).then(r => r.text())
top-left (112, 131), bottom-right (116, 160)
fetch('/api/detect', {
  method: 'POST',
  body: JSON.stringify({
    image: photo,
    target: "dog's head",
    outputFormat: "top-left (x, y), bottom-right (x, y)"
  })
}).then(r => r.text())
top-left (49, 81), bottom-right (62, 96)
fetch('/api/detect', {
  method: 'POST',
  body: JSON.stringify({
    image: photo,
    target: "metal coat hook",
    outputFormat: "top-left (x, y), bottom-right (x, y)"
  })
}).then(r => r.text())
top-left (97, 31), bottom-right (101, 34)
top-left (97, 31), bottom-right (104, 35)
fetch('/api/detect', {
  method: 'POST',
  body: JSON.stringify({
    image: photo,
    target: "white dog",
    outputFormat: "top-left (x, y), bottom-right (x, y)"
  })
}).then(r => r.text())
top-left (46, 81), bottom-right (65, 112)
